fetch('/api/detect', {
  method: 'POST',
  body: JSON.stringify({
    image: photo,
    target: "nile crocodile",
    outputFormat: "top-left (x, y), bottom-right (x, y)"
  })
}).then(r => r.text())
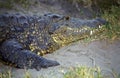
top-left (0, 13), bottom-right (106, 70)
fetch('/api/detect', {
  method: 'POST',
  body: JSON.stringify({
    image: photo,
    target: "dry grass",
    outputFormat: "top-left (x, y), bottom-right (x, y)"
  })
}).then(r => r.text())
top-left (63, 66), bottom-right (120, 78)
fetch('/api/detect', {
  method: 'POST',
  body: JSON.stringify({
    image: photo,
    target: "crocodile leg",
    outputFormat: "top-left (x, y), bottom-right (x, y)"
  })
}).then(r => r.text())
top-left (0, 39), bottom-right (59, 71)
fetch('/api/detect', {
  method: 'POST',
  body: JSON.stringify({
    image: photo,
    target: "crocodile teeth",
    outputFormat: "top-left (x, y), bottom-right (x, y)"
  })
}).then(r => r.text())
top-left (90, 30), bottom-right (93, 35)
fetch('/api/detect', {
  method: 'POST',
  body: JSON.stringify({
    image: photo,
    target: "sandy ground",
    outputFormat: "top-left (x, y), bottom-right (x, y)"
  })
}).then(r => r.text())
top-left (0, 40), bottom-right (120, 78)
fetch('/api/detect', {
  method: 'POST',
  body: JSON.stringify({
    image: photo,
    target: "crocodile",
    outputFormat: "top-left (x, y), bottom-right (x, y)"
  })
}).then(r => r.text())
top-left (0, 13), bottom-right (106, 70)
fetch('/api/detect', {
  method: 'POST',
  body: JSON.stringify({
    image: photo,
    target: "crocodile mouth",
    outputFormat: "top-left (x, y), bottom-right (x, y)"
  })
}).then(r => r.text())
top-left (51, 25), bottom-right (104, 46)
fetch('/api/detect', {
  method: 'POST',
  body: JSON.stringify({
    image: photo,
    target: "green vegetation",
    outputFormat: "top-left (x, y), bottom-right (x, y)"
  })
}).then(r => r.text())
top-left (0, 1), bottom-right (13, 9)
top-left (102, 6), bottom-right (120, 40)
top-left (64, 66), bottom-right (104, 78)
top-left (0, 0), bottom-right (31, 9)
top-left (0, 70), bottom-right (12, 78)
top-left (63, 66), bottom-right (120, 78)
top-left (68, 0), bottom-right (120, 10)
top-left (0, 66), bottom-right (119, 78)
top-left (24, 70), bottom-right (31, 78)
top-left (13, 0), bottom-right (30, 8)
top-left (0, 69), bottom-right (31, 78)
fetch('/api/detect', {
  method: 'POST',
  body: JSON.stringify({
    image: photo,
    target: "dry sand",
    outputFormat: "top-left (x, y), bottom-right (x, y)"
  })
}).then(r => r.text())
top-left (0, 40), bottom-right (120, 78)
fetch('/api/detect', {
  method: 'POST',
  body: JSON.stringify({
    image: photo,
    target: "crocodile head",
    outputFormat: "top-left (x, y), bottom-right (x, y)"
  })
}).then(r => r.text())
top-left (50, 16), bottom-right (107, 46)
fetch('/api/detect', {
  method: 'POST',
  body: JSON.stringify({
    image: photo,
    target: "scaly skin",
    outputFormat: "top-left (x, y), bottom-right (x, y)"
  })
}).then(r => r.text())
top-left (0, 13), bottom-right (61, 55)
top-left (0, 13), bottom-right (106, 55)
top-left (0, 39), bottom-right (59, 71)
top-left (0, 13), bottom-right (106, 70)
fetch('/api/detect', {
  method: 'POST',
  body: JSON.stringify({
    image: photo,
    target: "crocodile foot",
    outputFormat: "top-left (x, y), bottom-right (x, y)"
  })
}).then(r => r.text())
top-left (0, 39), bottom-right (60, 71)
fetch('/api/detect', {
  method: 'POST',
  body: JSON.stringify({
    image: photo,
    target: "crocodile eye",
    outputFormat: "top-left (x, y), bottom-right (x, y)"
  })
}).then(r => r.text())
top-left (65, 16), bottom-right (70, 20)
